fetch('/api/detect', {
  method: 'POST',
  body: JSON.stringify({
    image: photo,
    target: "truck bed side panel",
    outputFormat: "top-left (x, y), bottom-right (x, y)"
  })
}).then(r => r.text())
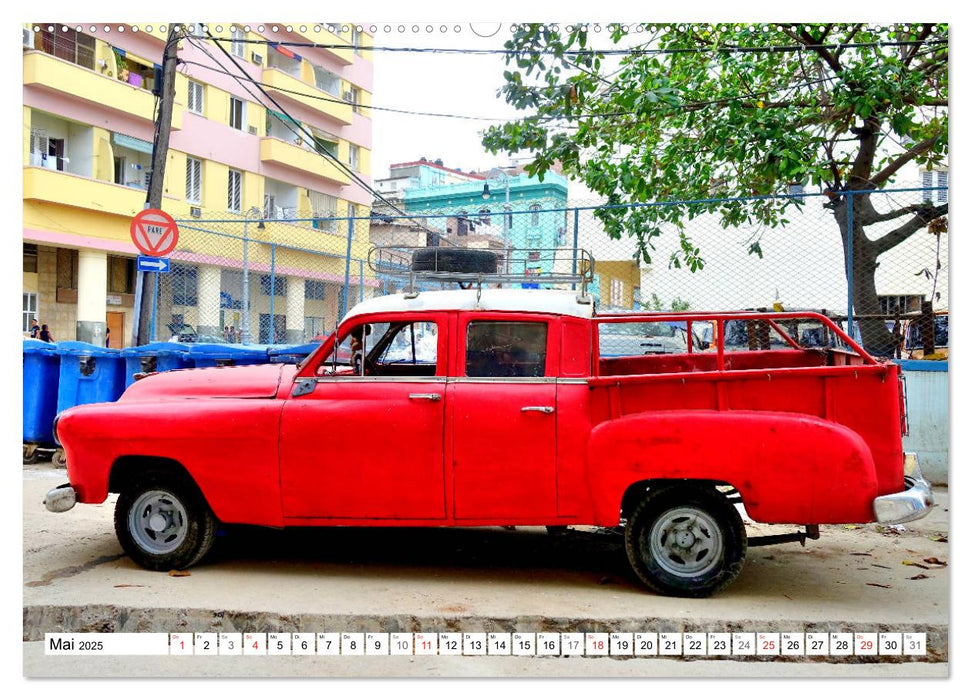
top-left (587, 409), bottom-right (878, 525)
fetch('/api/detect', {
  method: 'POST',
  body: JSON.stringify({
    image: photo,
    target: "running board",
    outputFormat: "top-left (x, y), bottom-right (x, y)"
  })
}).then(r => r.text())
top-left (748, 525), bottom-right (820, 548)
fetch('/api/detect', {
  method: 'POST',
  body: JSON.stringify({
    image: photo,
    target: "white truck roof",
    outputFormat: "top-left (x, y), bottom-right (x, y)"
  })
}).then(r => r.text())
top-left (343, 288), bottom-right (596, 322)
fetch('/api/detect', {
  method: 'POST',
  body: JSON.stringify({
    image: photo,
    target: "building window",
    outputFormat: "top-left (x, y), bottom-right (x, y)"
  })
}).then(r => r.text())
top-left (228, 169), bottom-right (242, 212)
top-left (185, 157), bottom-right (202, 204)
top-left (231, 27), bottom-right (246, 58)
top-left (229, 97), bottom-right (245, 130)
top-left (29, 130), bottom-right (65, 171)
top-left (313, 65), bottom-right (340, 95)
top-left (349, 86), bottom-right (361, 113)
top-left (23, 244), bottom-right (38, 273)
top-left (878, 295), bottom-right (924, 315)
top-left (922, 169), bottom-right (948, 204)
top-left (305, 280), bottom-right (326, 300)
top-left (171, 264), bottom-right (198, 306)
top-left (505, 205), bottom-right (513, 231)
top-left (187, 81), bottom-right (204, 114)
top-left (350, 26), bottom-right (362, 55)
top-left (309, 191), bottom-right (338, 232)
top-left (37, 26), bottom-right (95, 69)
top-left (530, 203), bottom-right (540, 226)
top-left (57, 249), bottom-right (78, 290)
top-left (23, 293), bottom-right (38, 333)
top-left (348, 144), bottom-right (359, 171)
top-left (108, 256), bottom-right (135, 294)
top-left (610, 279), bottom-right (626, 307)
top-left (304, 316), bottom-right (326, 341)
top-left (260, 275), bottom-right (288, 297)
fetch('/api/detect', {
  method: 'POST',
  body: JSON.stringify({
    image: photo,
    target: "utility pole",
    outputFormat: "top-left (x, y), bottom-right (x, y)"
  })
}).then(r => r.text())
top-left (132, 24), bottom-right (182, 346)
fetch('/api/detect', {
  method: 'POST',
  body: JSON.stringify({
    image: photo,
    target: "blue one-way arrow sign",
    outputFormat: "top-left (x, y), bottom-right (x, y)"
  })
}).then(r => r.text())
top-left (137, 256), bottom-right (171, 273)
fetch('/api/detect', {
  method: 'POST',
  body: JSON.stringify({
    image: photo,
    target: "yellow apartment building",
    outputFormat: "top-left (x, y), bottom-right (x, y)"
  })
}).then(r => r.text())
top-left (23, 22), bottom-right (374, 346)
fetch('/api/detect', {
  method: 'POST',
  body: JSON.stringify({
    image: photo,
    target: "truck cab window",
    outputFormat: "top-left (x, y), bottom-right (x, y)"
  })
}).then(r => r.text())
top-left (465, 321), bottom-right (547, 378)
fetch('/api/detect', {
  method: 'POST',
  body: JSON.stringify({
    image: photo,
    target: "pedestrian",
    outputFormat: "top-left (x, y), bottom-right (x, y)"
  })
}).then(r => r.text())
top-left (105, 326), bottom-right (111, 348)
top-left (224, 325), bottom-right (231, 342)
top-left (29, 318), bottom-right (40, 339)
top-left (227, 325), bottom-right (235, 343)
top-left (234, 327), bottom-right (241, 344)
top-left (39, 324), bottom-right (54, 343)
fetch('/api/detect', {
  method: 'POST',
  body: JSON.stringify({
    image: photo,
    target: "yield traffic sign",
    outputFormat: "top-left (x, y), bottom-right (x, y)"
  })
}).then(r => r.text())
top-left (137, 256), bottom-right (171, 273)
top-left (131, 209), bottom-right (179, 257)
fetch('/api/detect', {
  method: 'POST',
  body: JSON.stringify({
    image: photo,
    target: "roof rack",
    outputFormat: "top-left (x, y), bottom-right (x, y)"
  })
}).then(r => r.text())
top-left (367, 245), bottom-right (596, 300)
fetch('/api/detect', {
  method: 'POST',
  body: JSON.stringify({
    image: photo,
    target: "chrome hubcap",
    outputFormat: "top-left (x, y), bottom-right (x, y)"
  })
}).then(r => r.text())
top-left (648, 506), bottom-right (723, 577)
top-left (128, 490), bottom-right (188, 555)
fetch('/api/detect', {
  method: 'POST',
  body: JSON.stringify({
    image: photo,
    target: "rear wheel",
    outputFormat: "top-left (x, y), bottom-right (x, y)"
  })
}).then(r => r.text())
top-left (114, 472), bottom-right (217, 571)
top-left (624, 485), bottom-right (746, 597)
top-left (52, 448), bottom-right (67, 469)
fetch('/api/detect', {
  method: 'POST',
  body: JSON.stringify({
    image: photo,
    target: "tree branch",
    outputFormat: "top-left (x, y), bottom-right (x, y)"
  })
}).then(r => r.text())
top-left (866, 202), bottom-right (943, 224)
top-left (873, 203), bottom-right (948, 256)
top-left (903, 24), bottom-right (935, 66)
top-left (869, 133), bottom-right (942, 187)
top-left (835, 24), bottom-right (864, 61)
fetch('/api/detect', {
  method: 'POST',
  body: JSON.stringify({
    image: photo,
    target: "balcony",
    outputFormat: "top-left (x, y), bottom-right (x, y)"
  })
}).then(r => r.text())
top-left (23, 51), bottom-right (183, 130)
top-left (292, 26), bottom-right (354, 65)
top-left (261, 68), bottom-right (352, 125)
top-left (23, 166), bottom-right (147, 218)
top-left (260, 138), bottom-right (351, 186)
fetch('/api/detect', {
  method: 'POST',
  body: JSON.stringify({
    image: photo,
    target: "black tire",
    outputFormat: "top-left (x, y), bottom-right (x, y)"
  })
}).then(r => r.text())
top-left (114, 472), bottom-right (217, 571)
top-left (52, 449), bottom-right (67, 469)
top-left (624, 485), bottom-right (747, 598)
top-left (23, 445), bottom-right (38, 465)
top-left (411, 248), bottom-right (498, 274)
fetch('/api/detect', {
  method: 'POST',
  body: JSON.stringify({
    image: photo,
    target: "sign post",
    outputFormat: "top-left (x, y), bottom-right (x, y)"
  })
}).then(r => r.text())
top-left (131, 209), bottom-right (179, 345)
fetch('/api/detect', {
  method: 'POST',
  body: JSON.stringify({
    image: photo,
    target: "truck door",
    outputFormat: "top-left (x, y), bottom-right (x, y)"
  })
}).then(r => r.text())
top-left (450, 315), bottom-right (559, 520)
top-left (279, 313), bottom-right (449, 520)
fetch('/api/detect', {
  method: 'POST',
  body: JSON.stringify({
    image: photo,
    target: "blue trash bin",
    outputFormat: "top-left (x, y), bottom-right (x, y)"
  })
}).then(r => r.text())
top-left (23, 339), bottom-right (60, 446)
top-left (187, 343), bottom-right (271, 368)
top-left (122, 342), bottom-right (192, 387)
top-left (268, 342), bottom-right (320, 365)
top-left (55, 342), bottom-right (126, 413)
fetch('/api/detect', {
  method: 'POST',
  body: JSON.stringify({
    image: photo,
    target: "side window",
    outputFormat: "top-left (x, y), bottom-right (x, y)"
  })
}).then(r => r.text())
top-left (466, 321), bottom-right (548, 378)
top-left (317, 320), bottom-right (439, 376)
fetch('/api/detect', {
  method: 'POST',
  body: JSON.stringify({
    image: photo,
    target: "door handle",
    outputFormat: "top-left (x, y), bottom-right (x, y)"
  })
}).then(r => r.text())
top-left (521, 406), bottom-right (554, 414)
top-left (409, 393), bottom-right (441, 401)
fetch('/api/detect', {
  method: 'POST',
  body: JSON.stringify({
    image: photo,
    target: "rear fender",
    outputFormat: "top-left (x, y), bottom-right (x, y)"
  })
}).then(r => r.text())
top-left (588, 410), bottom-right (878, 524)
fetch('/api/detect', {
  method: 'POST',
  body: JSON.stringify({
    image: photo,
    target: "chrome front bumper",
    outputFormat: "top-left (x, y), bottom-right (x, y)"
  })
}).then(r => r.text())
top-left (873, 453), bottom-right (934, 525)
top-left (44, 483), bottom-right (77, 513)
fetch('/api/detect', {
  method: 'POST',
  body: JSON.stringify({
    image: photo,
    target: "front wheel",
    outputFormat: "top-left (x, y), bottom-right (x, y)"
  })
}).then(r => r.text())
top-left (114, 473), bottom-right (217, 571)
top-left (624, 485), bottom-right (747, 598)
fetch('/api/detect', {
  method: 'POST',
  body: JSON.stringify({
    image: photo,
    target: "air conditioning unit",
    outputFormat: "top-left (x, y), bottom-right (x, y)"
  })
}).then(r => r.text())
top-left (248, 125), bottom-right (258, 135)
top-left (23, 27), bottom-right (33, 49)
top-left (251, 52), bottom-right (263, 66)
top-left (190, 206), bottom-right (202, 218)
top-left (342, 91), bottom-right (354, 103)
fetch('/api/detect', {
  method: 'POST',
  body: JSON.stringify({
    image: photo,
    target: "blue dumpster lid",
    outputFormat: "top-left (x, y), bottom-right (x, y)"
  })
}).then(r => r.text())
top-left (55, 341), bottom-right (122, 357)
top-left (268, 342), bottom-right (320, 357)
top-left (120, 342), bottom-right (192, 358)
top-left (188, 343), bottom-right (271, 358)
top-left (23, 339), bottom-right (59, 356)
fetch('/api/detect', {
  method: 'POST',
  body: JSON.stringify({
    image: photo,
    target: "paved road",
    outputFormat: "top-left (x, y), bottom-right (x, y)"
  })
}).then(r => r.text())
top-left (23, 462), bottom-right (949, 678)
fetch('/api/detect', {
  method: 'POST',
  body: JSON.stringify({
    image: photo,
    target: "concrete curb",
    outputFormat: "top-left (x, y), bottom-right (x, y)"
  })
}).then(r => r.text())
top-left (23, 605), bottom-right (947, 663)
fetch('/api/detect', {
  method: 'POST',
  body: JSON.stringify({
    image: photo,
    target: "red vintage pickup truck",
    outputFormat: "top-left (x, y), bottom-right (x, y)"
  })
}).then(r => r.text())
top-left (46, 288), bottom-right (933, 597)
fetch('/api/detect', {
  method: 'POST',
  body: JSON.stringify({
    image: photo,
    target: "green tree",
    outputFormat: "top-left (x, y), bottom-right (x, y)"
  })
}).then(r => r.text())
top-left (483, 23), bottom-right (948, 354)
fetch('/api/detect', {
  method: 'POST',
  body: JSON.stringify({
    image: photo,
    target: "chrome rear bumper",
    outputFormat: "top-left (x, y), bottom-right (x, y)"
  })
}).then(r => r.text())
top-left (873, 453), bottom-right (934, 525)
top-left (44, 483), bottom-right (77, 513)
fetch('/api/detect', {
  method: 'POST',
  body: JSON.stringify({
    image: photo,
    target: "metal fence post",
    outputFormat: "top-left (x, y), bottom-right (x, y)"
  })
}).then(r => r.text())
top-left (150, 272), bottom-right (158, 342)
top-left (571, 207), bottom-right (580, 291)
top-left (359, 259), bottom-right (364, 303)
top-left (846, 191), bottom-right (854, 334)
top-left (340, 217), bottom-right (354, 320)
top-left (269, 244), bottom-right (276, 345)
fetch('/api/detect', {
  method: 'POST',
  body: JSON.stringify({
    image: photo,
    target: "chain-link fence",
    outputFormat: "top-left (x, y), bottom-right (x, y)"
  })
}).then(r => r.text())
top-left (149, 184), bottom-right (947, 356)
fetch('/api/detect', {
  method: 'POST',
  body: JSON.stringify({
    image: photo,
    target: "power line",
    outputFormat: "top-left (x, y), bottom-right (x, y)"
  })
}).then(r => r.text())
top-left (190, 32), bottom-right (448, 242)
top-left (196, 35), bottom-right (947, 57)
top-left (179, 59), bottom-right (511, 122)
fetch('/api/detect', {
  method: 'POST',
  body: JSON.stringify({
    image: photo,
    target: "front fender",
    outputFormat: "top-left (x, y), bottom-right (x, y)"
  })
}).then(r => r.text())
top-left (588, 410), bottom-right (878, 524)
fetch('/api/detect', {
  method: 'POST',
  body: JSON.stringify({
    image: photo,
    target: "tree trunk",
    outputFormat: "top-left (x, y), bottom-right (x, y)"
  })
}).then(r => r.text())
top-left (834, 194), bottom-right (899, 357)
